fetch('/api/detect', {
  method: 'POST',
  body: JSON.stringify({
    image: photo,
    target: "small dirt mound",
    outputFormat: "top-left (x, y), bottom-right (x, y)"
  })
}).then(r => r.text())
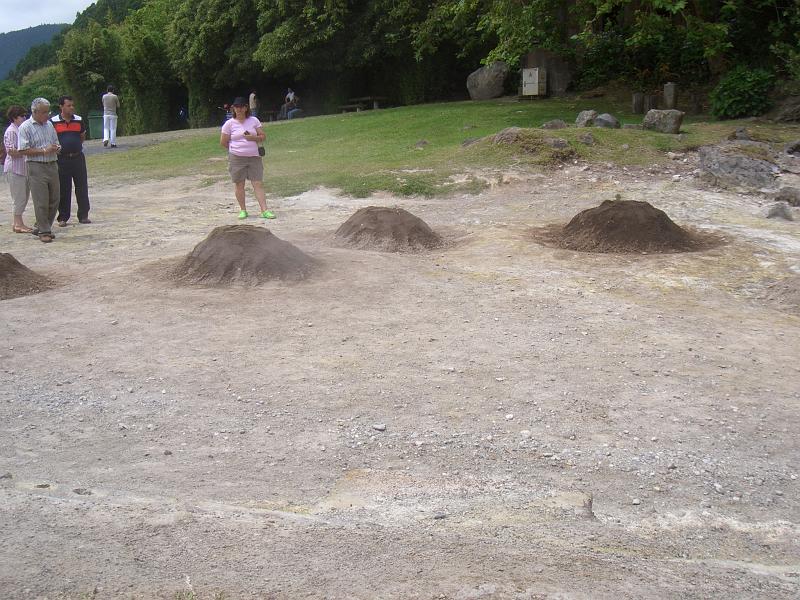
top-left (173, 225), bottom-right (316, 285)
top-left (763, 276), bottom-right (800, 311)
top-left (334, 206), bottom-right (444, 252)
top-left (0, 253), bottom-right (53, 300)
top-left (540, 200), bottom-right (708, 253)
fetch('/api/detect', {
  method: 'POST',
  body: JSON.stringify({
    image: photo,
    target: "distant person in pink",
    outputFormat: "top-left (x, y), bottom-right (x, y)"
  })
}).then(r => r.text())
top-left (219, 96), bottom-right (275, 220)
top-left (3, 105), bottom-right (32, 233)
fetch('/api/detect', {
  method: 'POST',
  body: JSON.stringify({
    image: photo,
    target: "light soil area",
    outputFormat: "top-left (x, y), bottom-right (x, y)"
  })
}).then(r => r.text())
top-left (1, 151), bottom-right (799, 599)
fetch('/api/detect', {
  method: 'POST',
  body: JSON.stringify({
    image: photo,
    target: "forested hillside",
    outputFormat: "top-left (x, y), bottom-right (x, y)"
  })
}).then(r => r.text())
top-left (0, 24), bottom-right (67, 79)
top-left (2, 0), bottom-right (799, 134)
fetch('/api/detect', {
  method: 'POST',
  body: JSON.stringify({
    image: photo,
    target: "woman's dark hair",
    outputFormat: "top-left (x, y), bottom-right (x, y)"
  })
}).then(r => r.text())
top-left (7, 105), bottom-right (26, 122)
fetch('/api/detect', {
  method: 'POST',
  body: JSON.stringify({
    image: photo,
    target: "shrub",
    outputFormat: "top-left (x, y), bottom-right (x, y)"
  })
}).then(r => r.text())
top-left (710, 66), bottom-right (775, 119)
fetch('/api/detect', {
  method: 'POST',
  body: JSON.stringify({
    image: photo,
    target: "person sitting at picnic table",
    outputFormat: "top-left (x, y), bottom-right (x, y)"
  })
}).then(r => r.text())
top-left (287, 95), bottom-right (302, 120)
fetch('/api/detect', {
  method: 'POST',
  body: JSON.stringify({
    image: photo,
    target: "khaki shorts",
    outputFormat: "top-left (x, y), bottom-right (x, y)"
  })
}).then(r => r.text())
top-left (228, 154), bottom-right (264, 183)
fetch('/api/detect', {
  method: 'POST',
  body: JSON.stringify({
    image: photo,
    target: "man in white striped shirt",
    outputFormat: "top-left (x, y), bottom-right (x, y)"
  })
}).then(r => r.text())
top-left (18, 98), bottom-right (61, 243)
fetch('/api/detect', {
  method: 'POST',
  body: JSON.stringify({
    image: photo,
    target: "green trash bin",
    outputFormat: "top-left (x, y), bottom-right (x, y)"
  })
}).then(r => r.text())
top-left (87, 110), bottom-right (104, 141)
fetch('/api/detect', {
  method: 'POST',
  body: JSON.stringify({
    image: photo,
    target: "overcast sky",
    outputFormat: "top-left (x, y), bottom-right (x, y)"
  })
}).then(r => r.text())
top-left (0, 0), bottom-right (94, 34)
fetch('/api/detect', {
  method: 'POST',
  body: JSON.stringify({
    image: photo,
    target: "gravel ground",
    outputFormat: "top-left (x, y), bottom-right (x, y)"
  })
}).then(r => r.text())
top-left (0, 146), bottom-right (798, 599)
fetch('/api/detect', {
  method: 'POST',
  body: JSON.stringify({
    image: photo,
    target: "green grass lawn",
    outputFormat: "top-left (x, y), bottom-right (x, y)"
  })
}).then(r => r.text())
top-left (87, 98), bottom-right (800, 198)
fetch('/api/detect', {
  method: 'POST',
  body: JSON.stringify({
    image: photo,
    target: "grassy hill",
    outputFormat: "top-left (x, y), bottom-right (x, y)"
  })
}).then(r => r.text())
top-left (87, 98), bottom-right (800, 197)
top-left (0, 24), bottom-right (68, 79)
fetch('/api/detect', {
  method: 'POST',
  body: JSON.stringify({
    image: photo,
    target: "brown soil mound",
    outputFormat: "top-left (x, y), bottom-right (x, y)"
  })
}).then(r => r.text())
top-left (0, 253), bottom-right (52, 300)
top-left (544, 200), bottom-right (705, 253)
top-left (173, 225), bottom-right (316, 285)
top-left (334, 206), bottom-right (443, 252)
top-left (763, 276), bottom-right (800, 311)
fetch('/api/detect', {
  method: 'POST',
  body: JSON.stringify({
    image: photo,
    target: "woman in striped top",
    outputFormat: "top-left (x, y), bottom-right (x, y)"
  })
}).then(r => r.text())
top-left (3, 105), bottom-right (32, 233)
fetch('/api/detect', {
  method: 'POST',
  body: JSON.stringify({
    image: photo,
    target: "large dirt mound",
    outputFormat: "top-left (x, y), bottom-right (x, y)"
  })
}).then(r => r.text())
top-left (0, 253), bottom-right (53, 300)
top-left (334, 206), bottom-right (444, 252)
top-left (546, 200), bottom-right (705, 253)
top-left (173, 225), bottom-right (317, 285)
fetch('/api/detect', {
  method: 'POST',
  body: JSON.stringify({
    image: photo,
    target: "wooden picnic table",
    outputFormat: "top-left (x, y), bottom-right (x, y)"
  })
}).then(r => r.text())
top-left (348, 96), bottom-right (387, 110)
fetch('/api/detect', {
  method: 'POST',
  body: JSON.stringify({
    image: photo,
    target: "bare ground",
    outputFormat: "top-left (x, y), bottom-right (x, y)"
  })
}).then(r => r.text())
top-left (1, 152), bottom-right (799, 599)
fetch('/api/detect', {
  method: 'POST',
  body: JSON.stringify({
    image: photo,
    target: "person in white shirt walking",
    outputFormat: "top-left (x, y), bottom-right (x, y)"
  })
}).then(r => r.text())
top-left (101, 85), bottom-right (120, 148)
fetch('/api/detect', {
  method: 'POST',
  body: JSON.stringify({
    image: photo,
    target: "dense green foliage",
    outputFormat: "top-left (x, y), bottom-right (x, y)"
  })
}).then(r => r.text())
top-left (710, 66), bottom-right (776, 119)
top-left (3, 0), bottom-right (799, 131)
top-left (0, 24), bottom-right (67, 80)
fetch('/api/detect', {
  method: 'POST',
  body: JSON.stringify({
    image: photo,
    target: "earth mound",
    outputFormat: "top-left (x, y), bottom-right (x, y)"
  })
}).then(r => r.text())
top-left (763, 276), bottom-right (800, 311)
top-left (544, 200), bottom-right (705, 253)
top-left (0, 253), bottom-right (52, 300)
top-left (173, 225), bottom-right (316, 285)
top-left (334, 206), bottom-right (444, 252)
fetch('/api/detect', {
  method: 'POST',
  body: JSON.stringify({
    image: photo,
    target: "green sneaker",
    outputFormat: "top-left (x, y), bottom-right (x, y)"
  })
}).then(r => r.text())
top-left (260, 210), bottom-right (276, 219)
top-left (237, 210), bottom-right (248, 219)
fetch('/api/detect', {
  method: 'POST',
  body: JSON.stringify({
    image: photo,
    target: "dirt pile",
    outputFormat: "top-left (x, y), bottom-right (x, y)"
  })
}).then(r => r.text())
top-left (545, 200), bottom-right (704, 253)
top-left (173, 225), bottom-right (316, 285)
top-left (0, 254), bottom-right (52, 300)
top-left (763, 276), bottom-right (800, 311)
top-left (334, 206), bottom-right (443, 252)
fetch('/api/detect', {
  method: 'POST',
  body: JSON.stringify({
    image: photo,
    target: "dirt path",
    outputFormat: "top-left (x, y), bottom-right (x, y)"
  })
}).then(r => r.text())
top-left (1, 152), bottom-right (799, 599)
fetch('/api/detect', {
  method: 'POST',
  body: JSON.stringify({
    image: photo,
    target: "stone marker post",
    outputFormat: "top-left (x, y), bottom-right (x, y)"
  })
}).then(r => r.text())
top-left (664, 82), bottom-right (677, 109)
top-left (632, 92), bottom-right (644, 114)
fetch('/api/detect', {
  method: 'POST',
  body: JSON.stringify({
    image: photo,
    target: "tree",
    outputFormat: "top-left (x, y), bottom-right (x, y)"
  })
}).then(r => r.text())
top-left (120, 0), bottom-right (179, 133)
top-left (58, 20), bottom-right (124, 115)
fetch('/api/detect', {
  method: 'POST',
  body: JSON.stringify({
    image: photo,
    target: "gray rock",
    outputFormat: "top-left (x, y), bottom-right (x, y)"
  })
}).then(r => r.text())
top-left (415, 140), bottom-right (428, 149)
top-left (372, 423), bottom-right (387, 432)
top-left (775, 186), bottom-right (800, 207)
top-left (461, 137), bottom-right (480, 148)
top-left (546, 138), bottom-right (569, 149)
top-left (466, 61), bottom-right (509, 101)
top-left (728, 127), bottom-right (752, 141)
top-left (575, 110), bottom-right (598, 127)
top-left (541, 119), bottom-right (567, 129)
top-left (765, 201), bottom-right (794, 221)
top-left (493, 127), bottom-right (523, 145)
top-left (697, 143), bottom-right (780, 190)
top-left (578, 132), bottom-right (595, 145)
top-left (775, 96), bottom-right (800, 122)
top-left (642, 109), bottom-right (685, 134)
top-left (595, 113), bottom-right (620, 129)
top-left (786, 140), bottom-right (800, 157)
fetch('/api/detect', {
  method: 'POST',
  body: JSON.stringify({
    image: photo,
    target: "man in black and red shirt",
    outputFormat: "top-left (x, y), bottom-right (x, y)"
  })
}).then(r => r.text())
top-left (51, 95), bottom-right (91, 225)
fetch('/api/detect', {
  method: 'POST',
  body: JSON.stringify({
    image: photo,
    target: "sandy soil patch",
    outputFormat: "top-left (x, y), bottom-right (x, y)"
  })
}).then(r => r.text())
top-left (0, 159), bottom-right (798, 599)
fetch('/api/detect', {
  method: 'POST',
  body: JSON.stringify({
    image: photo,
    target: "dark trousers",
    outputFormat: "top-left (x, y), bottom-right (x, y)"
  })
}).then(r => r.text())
top-left (57, 153), bottom-right (90, 222)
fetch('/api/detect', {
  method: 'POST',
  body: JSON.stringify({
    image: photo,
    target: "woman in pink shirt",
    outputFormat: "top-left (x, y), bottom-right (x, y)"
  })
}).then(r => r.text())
top-left (4, 105), bottom-right (32, 233)
top-left (219, 96), bottom-right (275, 220)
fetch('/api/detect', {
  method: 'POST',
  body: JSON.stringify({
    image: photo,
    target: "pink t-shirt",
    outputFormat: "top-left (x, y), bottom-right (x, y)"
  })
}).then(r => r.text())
top-left (221, 116), bottom-right (262, 157)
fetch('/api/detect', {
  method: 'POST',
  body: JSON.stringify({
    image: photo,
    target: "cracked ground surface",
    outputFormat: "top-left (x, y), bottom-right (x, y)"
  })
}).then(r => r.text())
top-left (1, 156), bottom-right (799, 599)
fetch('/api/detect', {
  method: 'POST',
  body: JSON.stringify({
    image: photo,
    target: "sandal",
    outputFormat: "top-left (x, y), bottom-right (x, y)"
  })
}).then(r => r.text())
top-left (12, 225), bottom-right (33, 234)
top-left (237, 210), bottom-right (248, 219)
top-left (260, 210), bottom-right (276, 219)
top-left (39, 233), bottom-right (54, 243)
